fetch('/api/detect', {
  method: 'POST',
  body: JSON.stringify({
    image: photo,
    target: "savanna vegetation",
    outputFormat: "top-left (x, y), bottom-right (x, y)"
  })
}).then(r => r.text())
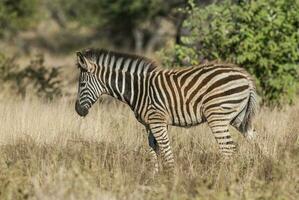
top-left (0, 0), bottom-right (298, 199)
top-left (0, 99), bottom-right (298, 199)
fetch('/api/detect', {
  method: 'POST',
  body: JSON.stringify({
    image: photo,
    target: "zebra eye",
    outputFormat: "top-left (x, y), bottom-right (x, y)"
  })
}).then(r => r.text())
top-left (80, 82), bottom-right (86, 87)
top-left (80, 68), bottom-right (88, 73)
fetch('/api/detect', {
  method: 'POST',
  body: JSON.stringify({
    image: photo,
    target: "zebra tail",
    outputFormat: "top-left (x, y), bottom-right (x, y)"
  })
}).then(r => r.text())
top-left (239, 87), bottom-right (258, 135)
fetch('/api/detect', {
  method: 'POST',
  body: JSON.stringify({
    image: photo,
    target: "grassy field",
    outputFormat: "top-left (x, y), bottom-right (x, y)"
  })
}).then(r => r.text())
top-left (0, 98), bottom-right (298, 200)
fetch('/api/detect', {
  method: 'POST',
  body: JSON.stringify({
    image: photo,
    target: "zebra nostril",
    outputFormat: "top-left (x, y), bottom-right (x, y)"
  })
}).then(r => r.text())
top-left (75, 101), bottom-right (89, 117)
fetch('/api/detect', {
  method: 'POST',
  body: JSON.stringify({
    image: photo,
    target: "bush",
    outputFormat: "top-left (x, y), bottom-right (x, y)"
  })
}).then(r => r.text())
top-left (159, 0), bottom-right (299, 106)
top-left (0, 53), bottom-right (62, 100)
top-left (0, 0), bottom-right (41, 38)
top-left (53, 0), bottom-right (183, 52)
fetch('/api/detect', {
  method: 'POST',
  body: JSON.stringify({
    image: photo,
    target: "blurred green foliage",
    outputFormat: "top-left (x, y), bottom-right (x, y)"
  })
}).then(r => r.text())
top-left (0, 0), bottom-right (298, 105)
top-left (54, 0), bottom-right (183, 49)
top-left (0, 0), bottom-right (41, 37)
top-left (0, 53), bottom-right (62, 99)
top-left (160, 0), bottom-right (299, 106)
top-left (60, 0), bottom-right (163, 27)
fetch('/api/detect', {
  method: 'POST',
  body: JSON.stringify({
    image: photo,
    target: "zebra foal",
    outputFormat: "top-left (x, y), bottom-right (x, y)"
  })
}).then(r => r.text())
top-left (75, 48), bottom-right (258, 173)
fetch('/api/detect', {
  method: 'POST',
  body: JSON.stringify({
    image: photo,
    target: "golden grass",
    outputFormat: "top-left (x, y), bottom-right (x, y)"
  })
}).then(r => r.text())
top-left (0, 98), bottom-right (298, 200)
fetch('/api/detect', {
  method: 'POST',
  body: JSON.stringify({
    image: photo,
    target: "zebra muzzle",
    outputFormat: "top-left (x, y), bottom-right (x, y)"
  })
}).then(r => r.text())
top-left (75, 100), bottom-right (89, 117)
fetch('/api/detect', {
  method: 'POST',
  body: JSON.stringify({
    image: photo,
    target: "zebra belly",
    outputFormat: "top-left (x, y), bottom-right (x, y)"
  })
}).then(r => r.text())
top-left (170, 120), bottom-right (204, 128)
top-left (168, 102), bottom-right (204, 127)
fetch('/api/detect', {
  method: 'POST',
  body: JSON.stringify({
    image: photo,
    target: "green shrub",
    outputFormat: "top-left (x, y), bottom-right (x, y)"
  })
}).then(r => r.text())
top-left (0, 0), bottom-right (41, 37)
top-left (159, 0), bottom-right (299, 106)
top-left (0, 53), bottom-right (62, 100)
top-left (53, 0), bottom-right (181, 51)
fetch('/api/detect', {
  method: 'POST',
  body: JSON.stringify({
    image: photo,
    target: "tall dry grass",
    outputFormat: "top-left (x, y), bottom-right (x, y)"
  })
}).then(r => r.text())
top-left (0, 98), bottom-right (298, 200)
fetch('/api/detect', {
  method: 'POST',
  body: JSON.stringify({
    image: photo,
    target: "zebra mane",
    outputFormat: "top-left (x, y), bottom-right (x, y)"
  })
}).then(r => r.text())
top-left (80, 48), bottom-right (158, 71)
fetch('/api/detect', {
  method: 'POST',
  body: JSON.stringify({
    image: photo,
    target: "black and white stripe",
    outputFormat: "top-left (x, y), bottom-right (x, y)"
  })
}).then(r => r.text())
top-left (75, 48), bottom-right (258, 173)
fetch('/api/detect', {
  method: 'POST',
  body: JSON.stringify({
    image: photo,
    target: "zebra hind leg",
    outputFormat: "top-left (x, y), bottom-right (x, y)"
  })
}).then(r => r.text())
top-left (207, 119), bottom-right (237, 157)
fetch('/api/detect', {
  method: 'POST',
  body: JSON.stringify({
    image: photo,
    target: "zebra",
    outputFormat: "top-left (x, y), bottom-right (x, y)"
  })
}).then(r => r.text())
top-left (75, 48), bottom-right (258, 173)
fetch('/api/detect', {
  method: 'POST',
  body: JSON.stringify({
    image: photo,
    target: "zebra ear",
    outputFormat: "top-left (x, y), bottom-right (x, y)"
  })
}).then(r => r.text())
top-left (76, 51), bottom-right (88, 71)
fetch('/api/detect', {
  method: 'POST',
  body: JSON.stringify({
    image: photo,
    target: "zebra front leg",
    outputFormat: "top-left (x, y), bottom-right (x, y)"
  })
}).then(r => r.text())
top-left (207, 120), bottom-right (236, 157)
top-left (147, 130), bottom-right (159, 175)
top-left (148, 121), bottom-right (175, 172)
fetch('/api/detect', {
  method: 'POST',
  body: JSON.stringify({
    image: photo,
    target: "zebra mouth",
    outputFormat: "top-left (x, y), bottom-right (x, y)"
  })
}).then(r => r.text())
top-left (75, 101), bottom-right (89, 117)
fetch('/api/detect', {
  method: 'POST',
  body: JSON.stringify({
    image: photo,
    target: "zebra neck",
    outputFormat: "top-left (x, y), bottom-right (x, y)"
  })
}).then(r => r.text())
top-left (100, 56), bottom-right (156, 111)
